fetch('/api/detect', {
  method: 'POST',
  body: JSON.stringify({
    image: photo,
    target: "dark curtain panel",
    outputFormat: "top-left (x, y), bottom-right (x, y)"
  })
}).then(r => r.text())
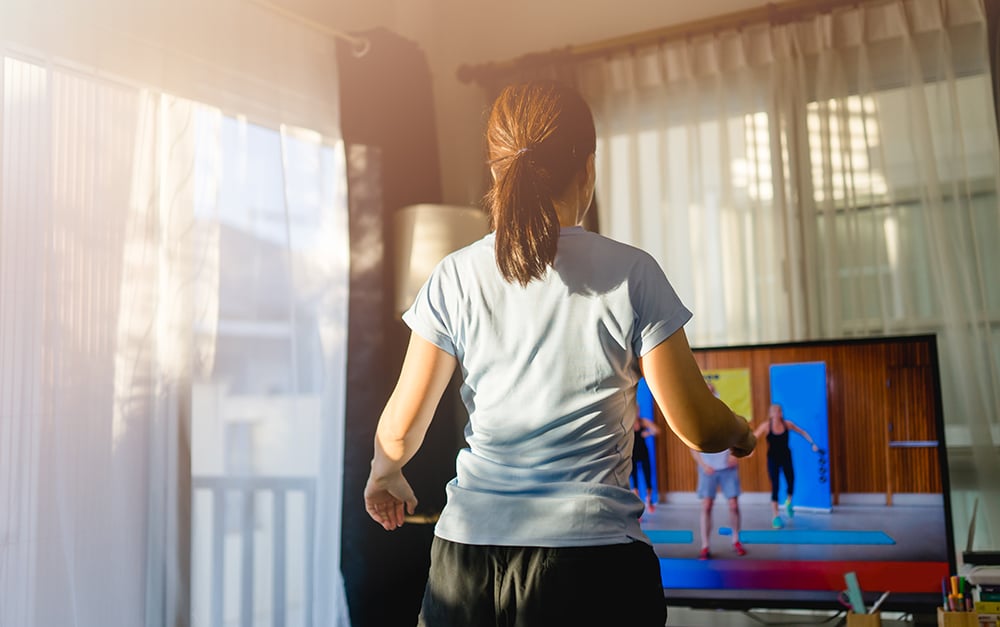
top-left (986, 0), bottom-right (1000, 142)
top-left (338, 28), bottom-right (462, 627)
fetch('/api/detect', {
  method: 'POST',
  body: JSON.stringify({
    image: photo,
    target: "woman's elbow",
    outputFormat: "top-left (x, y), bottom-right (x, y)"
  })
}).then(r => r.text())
top-left (670, 404), bottom-right (738, 452)
top-left (675, 424), bottom-right (731, 453)
top-left (689, 434), bottom-right (731, 454)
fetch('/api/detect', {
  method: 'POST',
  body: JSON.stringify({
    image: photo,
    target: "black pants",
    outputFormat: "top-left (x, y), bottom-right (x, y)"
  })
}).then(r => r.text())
top-left (767, 454), bottom-right (795, 502)
top-left (418, 537), bottom-right (667, 627)
top-left (631, 458), bottom-right (653, 494)
top-left (631, 433), bottom-right (653, 494)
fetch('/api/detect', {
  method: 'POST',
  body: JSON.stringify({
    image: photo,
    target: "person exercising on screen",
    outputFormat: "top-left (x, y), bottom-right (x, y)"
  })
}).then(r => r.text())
top-left (631, 378), bottom-right (660, 513)
top-left (753, 403), bottom-right (819, 528)
top-left (691, 447), bottom-right (745, 559)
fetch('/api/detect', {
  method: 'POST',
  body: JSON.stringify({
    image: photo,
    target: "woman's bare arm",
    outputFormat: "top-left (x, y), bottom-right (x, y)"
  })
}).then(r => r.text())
top-left (639, 329), bottom-right (755, 455)
top-left (637, 416), bottom-right (661, 437)
top-left (365, 333), bottom-right (457, 530)
top-left (786, 420), bottom-right (820, 450)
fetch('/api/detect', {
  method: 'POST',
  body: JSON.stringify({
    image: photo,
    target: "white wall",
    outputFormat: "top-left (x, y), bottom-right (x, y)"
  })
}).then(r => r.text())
top-left (382, 0), bottom-right (775, 206)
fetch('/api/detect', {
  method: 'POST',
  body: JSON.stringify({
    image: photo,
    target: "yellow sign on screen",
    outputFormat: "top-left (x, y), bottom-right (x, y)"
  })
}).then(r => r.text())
top-left (703, 368), bottom-right (752, 421)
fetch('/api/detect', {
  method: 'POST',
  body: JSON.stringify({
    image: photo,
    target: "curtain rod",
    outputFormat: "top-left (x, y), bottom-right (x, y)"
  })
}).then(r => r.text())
top-left (456, 0), bottom-right (877, 84)
top-left (248, 0), bottom-right (371, 57)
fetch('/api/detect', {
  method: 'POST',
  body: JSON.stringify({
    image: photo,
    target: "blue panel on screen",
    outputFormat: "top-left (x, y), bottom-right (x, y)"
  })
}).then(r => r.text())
top-left (634, 378), bottom-right (658, 503)
top-left (769, 362), bottom-right (831, 511)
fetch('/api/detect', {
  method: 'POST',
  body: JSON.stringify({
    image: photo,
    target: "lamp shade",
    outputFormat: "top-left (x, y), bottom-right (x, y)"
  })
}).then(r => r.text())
top-left (394, 204), bottom-right (489, 315)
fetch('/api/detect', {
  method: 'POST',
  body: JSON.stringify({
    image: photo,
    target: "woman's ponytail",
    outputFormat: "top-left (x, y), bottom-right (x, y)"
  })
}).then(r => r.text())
top-left (487, 150), bottom-right (559, 286)
top-left (484, 81), bottom-right (596, 286)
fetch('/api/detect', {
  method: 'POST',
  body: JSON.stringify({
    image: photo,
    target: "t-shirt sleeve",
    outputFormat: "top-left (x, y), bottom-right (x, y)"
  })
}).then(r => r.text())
top-left (631, 252), bottom-right (693, 357)
top-left (401, 259), bottom-right (458, 356)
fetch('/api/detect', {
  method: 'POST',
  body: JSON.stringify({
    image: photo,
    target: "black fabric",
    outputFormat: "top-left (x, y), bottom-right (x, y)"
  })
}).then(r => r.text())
top-left (766, 427), bottom-right (794, 501)
top-left (765, 427), bottom-right (790, 460)
top-left (632, 430), bottom-right (653, 492)
top-left (767, 454), bottom-right (796, 502)
top-left (632, 429), bottom-right (650, 464)
top-left (418, 537), bottom-right (667, 627)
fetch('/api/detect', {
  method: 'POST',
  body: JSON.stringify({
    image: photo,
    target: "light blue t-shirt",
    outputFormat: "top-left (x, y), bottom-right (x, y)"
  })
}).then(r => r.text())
top-left (403, 226), bottom-right (691, 547)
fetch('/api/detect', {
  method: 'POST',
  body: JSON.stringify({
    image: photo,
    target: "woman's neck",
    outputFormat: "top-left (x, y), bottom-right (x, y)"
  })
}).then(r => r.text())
top-left (552, 167), bottom-right (593, 227)
top-left (553, 197), bottom-right (582, 227)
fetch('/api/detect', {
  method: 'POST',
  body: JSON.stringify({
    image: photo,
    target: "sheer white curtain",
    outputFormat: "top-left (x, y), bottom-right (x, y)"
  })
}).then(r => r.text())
top-left (577, 0), bottom-right (1000, 552)
top-left (0, 1), bottom-right (351, 626)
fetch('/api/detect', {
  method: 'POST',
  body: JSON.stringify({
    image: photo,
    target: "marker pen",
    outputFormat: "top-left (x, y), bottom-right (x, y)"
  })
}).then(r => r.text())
top-left (869, 591), bottom-right (890, 614)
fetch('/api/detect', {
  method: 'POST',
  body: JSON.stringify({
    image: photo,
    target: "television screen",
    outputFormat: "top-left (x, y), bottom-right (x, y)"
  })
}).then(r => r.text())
top-left (635, 334), bottom-right (955, 613)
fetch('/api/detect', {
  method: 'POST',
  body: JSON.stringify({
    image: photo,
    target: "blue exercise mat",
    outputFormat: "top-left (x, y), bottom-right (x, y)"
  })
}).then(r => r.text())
top-left (717, 528), bottom-right (895, 545)
top-left (646, 530), bottom-right (695, 544)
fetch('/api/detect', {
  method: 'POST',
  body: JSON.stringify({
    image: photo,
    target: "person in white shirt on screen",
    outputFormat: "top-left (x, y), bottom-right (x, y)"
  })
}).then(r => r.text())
top-left (692, 448), bottom-right (746, 559)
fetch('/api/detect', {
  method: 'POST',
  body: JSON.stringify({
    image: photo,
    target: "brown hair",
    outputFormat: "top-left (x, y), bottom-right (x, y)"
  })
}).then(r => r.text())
top-left (485, 81), bottom-right (596, 286)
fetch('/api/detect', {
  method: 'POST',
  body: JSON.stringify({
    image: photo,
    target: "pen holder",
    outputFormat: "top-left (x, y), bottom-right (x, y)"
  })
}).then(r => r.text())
top-left (937, 608), bottom-right (980, 627)
top-left (847, 611), bottom-right (882, 627)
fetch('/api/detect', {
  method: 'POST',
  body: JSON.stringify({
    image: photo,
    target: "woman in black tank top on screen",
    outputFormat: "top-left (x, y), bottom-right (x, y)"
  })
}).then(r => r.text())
top-left (631, 412), bottom-right (660, 513)
top-left (753, 403), bottom-right (819, 528)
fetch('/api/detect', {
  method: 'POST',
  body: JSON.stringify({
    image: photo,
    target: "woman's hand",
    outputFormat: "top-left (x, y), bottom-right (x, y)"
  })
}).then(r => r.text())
top-left (365, 470), bottom-right (417, 531)
top-left (811, 443), bottom-right (820, 453)
top-left (638, 417), bottom-right (661, 438)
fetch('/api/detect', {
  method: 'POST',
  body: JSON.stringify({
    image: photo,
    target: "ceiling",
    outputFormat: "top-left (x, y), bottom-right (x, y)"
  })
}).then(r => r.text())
top-left (265, 0), bottom-right (399, 33)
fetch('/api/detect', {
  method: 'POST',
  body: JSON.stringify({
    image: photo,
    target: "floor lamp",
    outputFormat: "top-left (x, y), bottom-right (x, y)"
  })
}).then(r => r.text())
top-left (394, 203), bottom-right (489, 315)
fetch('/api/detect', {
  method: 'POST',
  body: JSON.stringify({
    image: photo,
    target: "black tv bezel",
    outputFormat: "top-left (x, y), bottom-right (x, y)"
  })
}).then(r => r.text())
top-left (663, 333), bottom-right (958, 614)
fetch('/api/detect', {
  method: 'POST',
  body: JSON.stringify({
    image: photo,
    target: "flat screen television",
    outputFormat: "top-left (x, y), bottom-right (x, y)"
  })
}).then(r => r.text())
top-left (638, 334), bottom-right (956, 614)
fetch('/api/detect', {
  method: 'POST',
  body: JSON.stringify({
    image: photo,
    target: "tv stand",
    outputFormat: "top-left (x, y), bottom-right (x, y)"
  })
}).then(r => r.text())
top-left (666, 607), bottom-right (940, 626)
top-left (742, 608), bottom-right (844, 624)
top-left (964, 551), bottom-right (1000, 566)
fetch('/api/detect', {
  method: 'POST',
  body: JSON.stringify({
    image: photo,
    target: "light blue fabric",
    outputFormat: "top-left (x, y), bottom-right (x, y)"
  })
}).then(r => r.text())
top-left (696, 466), bottom-right (741, 500)
top-left (403, 226), bottom-right (691, 547)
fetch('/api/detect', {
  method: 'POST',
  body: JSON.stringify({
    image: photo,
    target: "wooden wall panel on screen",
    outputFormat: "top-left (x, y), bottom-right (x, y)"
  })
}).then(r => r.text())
top-left (836, 343), bottom-right (889, 495)
top-left (885, 339), bottom-right (941, 496)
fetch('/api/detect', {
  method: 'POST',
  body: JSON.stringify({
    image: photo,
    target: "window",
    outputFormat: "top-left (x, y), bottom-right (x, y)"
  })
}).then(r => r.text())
top-left (190, 112), bottom-right (346, 627)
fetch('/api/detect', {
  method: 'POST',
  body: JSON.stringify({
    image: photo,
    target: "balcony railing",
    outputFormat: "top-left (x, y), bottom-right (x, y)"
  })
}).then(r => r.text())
top-left (192, 476), bottom-right (316, 627)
